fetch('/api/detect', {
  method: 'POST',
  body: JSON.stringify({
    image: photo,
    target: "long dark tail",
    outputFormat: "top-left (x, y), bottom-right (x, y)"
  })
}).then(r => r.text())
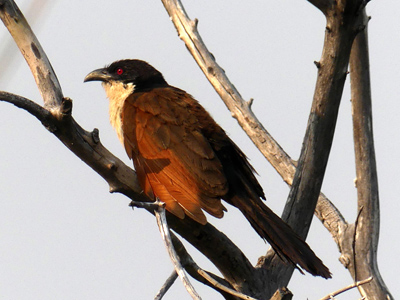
top-left (230, 195), bottom-right (331, 279)
top-left (210, 134), bottom-right (330, 278)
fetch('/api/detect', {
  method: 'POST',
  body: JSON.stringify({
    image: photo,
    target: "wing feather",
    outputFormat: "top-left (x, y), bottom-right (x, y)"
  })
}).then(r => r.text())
top-left (121, 88), bottom-right (227, 224)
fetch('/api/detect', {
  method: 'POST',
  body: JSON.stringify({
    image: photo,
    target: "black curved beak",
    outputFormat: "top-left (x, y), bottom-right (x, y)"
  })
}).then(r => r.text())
top-left (84, 68), bottom-right (112, 83)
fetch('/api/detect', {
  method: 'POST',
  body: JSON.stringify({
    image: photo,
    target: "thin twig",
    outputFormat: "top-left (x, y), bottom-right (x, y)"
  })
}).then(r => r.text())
top-left (154, 201), bottom-right (202, 300)
top-left (154, 270), bottom-right (178, 300)
top-left (319, 277), bottom-right (373, 300)
top-left (353, 206), bottom-right (364, 283)
top-left (169, 232), bottom-right (242, 300)
top-left (196, 269), bottom-right (257, 300)
top-left (132, 198), bottom-right (253, 299)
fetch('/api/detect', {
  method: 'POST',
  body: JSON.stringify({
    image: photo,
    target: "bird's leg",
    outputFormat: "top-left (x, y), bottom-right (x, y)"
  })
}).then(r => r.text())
top-left (129, 198), bottom-right (165, 212)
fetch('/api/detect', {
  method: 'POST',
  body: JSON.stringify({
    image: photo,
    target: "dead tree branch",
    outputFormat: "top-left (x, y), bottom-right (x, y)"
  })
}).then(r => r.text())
top-left (174, 241), bottom-right (257, 300)
top-left (0, 0), bottom-right (61, 108)
top-left (154, 202), bottom-right (201, 300)
top-left (268, 0), bottom-right (368, 288)
top-left (344, 8), bottom-right (393, 299)
top-left (169, 232), bottom-right (242, 300)
top-left (154, 270), bottom-right (178, 300)
top-left (319, 276), bottom-right (373, 300)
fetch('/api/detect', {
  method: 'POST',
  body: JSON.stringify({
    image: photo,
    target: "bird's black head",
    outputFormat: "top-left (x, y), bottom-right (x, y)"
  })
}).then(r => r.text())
top-left (84, 59), bottom-right (168, 92)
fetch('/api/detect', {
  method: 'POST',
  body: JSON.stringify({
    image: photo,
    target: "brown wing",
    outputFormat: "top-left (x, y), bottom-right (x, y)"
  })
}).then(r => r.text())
top-left (121, 87), bottom-right (228, 224)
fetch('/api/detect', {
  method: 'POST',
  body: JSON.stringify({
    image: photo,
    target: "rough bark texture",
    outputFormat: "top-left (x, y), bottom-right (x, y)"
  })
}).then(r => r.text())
top-left (345, 9), bottom-right (393, 299)
top-left (264, 1), bottom-right (367, 289)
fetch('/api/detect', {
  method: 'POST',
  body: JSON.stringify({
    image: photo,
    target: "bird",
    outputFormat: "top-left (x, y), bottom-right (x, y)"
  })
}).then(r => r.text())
top-left (84, 59), bottom-right (331, 278)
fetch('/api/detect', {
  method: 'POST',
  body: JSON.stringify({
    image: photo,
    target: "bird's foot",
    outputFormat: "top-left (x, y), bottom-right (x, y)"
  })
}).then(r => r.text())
top-left (129, 198), bottom-right (165, 212)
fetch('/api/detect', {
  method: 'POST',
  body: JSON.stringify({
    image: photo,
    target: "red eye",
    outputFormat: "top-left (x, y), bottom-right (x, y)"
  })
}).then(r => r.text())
top-left (116, 68), bottom-right (124, 75)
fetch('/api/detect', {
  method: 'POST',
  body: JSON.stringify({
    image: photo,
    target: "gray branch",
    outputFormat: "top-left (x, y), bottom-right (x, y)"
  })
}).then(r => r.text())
top-left (154, 203), bottom-right (201, 300)
top-left (319, 276), bottom-right (372, 300)
top-left (0, 0), bottom-right (61, 108)
top-left (344, 8), bottom-right (393, 299)
top-left (267, 0), bottom-right (368, 287)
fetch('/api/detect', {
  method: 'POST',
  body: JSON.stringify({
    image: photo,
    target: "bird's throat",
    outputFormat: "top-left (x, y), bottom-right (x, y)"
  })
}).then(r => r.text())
top-left (102, 81), bottom-right (135, 144)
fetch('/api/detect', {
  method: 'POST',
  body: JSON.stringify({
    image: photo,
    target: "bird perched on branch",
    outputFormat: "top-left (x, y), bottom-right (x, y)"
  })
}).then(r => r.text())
top-left (84, 59), bottom-right (330, 278)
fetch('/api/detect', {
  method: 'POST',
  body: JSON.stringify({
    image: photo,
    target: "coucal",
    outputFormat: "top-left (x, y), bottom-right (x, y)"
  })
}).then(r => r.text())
top-left (84, 59), bottom-right (331, 278)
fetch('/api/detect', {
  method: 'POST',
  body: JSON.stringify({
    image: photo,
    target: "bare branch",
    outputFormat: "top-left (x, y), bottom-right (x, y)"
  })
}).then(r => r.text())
top-left (0, 91), bottom-right (52, 123)
top-left (154, 202), bottom-right (201, 300)
top-left (168, 233), bottom-right (242, 300)
top-left (0, 0), bottom-right (50, 83)
top-left (0, 0), bottom-right (62, 108)
top-left (154, 271), bottom-right (178, 300)
top-left (266, 0), bottom-right (369, 287)
top-left (346, 8), bottom-right (393, 299)
top-left (195, 269), bottom-right (257, 300)
top-left (319, 277), bottom-right (373, 300)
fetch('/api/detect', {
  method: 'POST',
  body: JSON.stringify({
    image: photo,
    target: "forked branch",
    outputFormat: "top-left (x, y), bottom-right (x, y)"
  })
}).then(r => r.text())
top-left (161, 0), bottom-right (353, 287)
top-left (159, 1), bottom-right (392, 300)
top-left (270, 0), bottom-right (368, 287)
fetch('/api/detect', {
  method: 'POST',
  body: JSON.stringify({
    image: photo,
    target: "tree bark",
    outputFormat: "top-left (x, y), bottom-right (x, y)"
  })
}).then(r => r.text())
top-left (343, 8), bottom-right (393, 299)
top-left (263, 0), bottom-right (369, 291)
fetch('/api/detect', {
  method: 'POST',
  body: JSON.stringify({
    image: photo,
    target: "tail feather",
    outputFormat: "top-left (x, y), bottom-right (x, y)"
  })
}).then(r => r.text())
top-left (230, 195), bottom-right (331, 279)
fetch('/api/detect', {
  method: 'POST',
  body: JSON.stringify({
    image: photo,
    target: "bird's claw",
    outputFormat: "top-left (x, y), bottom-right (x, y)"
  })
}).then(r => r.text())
top-left (129, 199), bottom-right (165, 212)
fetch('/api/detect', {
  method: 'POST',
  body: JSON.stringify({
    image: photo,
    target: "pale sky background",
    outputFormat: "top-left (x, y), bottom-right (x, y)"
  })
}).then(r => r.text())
top-left (0, 1), bottom-right (398, 299)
